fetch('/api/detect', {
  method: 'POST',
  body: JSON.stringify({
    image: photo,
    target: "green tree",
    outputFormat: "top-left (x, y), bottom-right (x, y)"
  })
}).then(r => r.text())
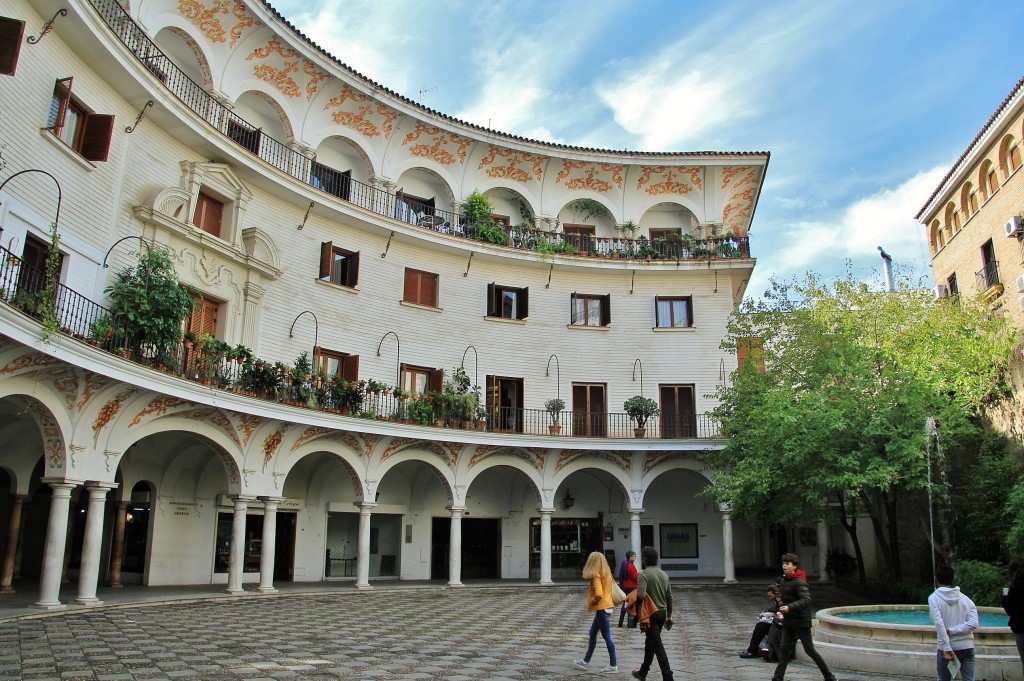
top-left (704, 272), bottom-right (1015, 581)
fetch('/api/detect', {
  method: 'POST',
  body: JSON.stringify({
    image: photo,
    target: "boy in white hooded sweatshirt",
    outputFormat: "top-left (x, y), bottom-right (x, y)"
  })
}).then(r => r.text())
top-left (928, 564), bottom-right (979, 681)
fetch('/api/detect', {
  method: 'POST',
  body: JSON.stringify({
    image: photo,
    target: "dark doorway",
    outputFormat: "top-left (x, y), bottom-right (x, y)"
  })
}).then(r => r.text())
top-left (274, 511), bottom-right (296, 581)
top-left (641, 525), bottom-right (654, 561)
top-left (431, 517), bottom-right (500, 580)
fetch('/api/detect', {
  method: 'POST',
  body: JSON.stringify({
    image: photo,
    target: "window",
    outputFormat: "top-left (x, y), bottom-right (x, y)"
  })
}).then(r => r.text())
top-left (655, 296), bottom-right (692, 328)
top-left (660, 523), bottom-right (698, 559)
top-left (311, 163), bottom-right (351, 200)
top-left (563, 224), bottom-right (595, 254)
top-left (980, 239), bottom-right (999, 290)
top-left (570, 293), bottom-right (610, 327)
top-left (17, 233), bottom-right (64, 295)
top-left (319, 242), bottom-right (360, 288)
top-left (401, 364), bottom-right (442, 398)
top-left (572, 383), bottom-right (606, 437)
top-left (226, 118), bottom-right (260, 154)
top-left (660, 384), bottom-right (696, 438)
top-left (316, 348), bottom-right (358, 381)
top-left (46, 77), bottom-right (114, 161)
top-left (988, 167), bottom-right (999, 194)
top-left (947, 273), bottom-right (959, 298)
top-left (395, 191), bottom-right (434, 224)
top-left (968, 192), bottom-right (978, 215)
top-left (0, 17), bottom-right (25, 76)
top-left (487, 283), bottom-right (528, 320)
top-left (187, 293), bottom-right (219, 339)
top-left (1011, 144), bottom-right (1023, 173)
top-left (485, 375), bottom-right (523, 432)
top-left (193, 192), bottom-right (223, 237)
top-left (404, 268), bottom-right (438, 307)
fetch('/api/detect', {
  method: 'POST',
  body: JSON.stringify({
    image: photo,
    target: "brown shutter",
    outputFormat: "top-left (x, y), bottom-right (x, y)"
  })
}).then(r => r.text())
top-left (345, 251), bottom-right (359, 287)
top-left (50, 77), bottom-right (73, 130)
top-left (569, 292), bottom-right (577, 324)
top-left (428, 368), bottom-right (443, 394)
top-left (0, 18), bottom-right (25, 76)
top-left (486, 283), bottom-right (496, 316)
top-left (600, 294), bottom-right (611, 326)
top-left (80, 113), bottom-right (114, 162)
top-left (342, 354), bottom-right (359, 382)
top-left (319, 242), bottom-right (333, 279)
top-left (403, 268), bottom-right (415, 302)
top-left (519, 287), bottom-right (529, 320)
top-left (424, 272), bottom-right (438, 306)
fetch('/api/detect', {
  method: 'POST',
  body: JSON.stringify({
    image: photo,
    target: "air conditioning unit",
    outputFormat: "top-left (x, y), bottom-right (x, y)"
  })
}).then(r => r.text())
top-left (1005, 215), bottom-right (1023, 238)
top-left (932, 284), bottom-right (949, 301)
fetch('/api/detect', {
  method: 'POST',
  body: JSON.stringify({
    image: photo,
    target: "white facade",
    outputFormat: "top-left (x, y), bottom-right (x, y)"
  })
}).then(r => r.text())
top-left (0, 0), bottom-right (785, 606)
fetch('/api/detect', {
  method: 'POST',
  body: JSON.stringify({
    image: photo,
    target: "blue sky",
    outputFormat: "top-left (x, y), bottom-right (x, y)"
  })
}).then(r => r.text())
top-left (270, 0), bottom-right (1024, 297)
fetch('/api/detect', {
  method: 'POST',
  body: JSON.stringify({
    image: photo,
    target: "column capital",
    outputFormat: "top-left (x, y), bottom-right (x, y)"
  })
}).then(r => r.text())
top-left (628, 508), bottom-right (645, 516)
top-left (40, 478), bottom-right (84, 492)
top-left (538, 508), bottom-right (556, 515)
top-left (84, 481), bottom-right (119, 493)
top-left (357, 501), bottom-right (377, 512)
top-left (717, 502), bottom-right (733, 514)
top-left (446, 505), bottom-right (467, 514)
top-left (260, 496), bottom-right (286, 504)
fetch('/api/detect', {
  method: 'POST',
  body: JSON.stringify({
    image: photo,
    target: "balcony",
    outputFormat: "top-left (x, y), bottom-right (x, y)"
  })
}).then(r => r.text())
top-left (975, 260), bottom-right (1003, 303)
top-left (0, 242), bottom-right (721, 440)
top-left (85, 0), bottom-right (750, 265)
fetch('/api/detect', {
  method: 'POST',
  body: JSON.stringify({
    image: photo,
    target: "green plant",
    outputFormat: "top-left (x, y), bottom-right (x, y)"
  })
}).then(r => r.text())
top-left (462, 190), bottom-right (493, 226)
top-left (568, 198), bottom-right (611, 223)
top-left (104, 248), bottom-right (196, 366)
top-left (408, 395), bottom-right (435, 425)
top-left (474, 219), bottom-right (510, 246)
top-left (366, 378), bottom-right (389, 393)
top-left (39, 223), bottom-right (61, 341)
top-left (544, 398), bottom-right (565, 424)
top-left (616, 220), bottom-right (638, 238)
top-left (825, 547), bottom-right (858, 584)
top-left (232, 343), bottom-right (253, 364)
top-left (536, 240), bottom-right (576, 257)
top-left (623, 395), bottom-right (659, 428)
top-left (954, 559), bottom-right (1006, 607)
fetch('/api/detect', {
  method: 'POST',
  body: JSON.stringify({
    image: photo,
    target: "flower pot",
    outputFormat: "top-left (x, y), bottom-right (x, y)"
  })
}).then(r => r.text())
top-left (549, 424), bottom-right (561, 435)
top-left (633, 427), bottom-right (646, 439)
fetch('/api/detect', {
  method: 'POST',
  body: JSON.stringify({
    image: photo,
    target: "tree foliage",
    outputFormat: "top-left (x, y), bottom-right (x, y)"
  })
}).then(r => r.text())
top-left (704, 272), bottom-right (1015, 580)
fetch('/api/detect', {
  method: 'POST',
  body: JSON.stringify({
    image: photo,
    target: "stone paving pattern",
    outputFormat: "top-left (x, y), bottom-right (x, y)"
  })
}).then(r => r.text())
top-left (0, 583), bottom-right (910, 681)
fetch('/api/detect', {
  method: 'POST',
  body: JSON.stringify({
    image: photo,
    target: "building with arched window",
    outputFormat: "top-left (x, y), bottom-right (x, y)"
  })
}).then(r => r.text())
top-left (0, 0), bottom-right (805, 609)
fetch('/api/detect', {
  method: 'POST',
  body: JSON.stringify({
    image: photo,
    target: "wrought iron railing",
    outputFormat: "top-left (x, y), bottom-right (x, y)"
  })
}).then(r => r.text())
top-left (0, 244), bottom-right (720, 438)
top-left (975, 260), bottom-right (1001, 292)
top-left (86, 0), bottom-right (750, 264)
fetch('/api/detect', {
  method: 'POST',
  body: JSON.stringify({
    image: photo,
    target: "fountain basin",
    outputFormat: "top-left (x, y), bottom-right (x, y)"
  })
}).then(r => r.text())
top-left (814, 605), bottom-right (1021, 680)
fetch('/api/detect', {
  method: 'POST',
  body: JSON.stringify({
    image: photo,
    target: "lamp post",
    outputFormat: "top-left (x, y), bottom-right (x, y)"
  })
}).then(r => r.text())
top-left (546, 353), bottom-right (560, 400)
top-left (0, 170), bottom-right (63, 229)
top-left (461, 345), bottom-right (478, 388)
top-left (102, 235), bottom-right (151, 269)
top-left (288, 311), bottom-right (319, 365)
top-left (377, 331), bottom-right (400, 387)
top-left (632, 358), bottom-right (644, 396)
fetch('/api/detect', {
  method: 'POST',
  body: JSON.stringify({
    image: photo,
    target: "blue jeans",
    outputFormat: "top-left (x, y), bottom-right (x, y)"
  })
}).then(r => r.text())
top-left (584, 609), bottom-right (616, 666)
top-left (936, 648), bottom-right (975, 681)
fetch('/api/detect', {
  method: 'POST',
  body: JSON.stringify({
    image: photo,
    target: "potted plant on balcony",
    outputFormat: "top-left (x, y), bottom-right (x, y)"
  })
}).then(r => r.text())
top-left (545, 398), bottom-right (565, 434)
top-left (623, 395), bottom-right (659, 438)
top-left (408, 394), bottom-right (435, 426)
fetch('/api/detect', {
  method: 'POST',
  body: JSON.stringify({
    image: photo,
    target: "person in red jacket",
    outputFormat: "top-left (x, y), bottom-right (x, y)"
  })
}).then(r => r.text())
top-left (618, 551), bottom-right (640, 628)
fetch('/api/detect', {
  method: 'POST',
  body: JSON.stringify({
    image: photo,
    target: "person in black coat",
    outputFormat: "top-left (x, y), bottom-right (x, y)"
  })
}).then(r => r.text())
top-left (771, 553), bottom-right (836, 681)
top-left (739, 584), bottom-right (783, 658)
top-left (1004, 559), bottom-right (1024, 676)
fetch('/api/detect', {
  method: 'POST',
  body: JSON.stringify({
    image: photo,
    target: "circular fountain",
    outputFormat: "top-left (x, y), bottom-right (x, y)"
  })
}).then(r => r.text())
top-left (814, 605), bottom-right (1021, 680)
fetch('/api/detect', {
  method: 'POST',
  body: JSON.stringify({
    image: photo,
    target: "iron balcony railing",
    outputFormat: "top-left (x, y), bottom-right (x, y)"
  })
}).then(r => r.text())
top-left (87, 0), bottom-right (750, 264)
top-left (975, 260), bottom-right (1001, 292)
top-left (0, 241), bottom-right (720, 439)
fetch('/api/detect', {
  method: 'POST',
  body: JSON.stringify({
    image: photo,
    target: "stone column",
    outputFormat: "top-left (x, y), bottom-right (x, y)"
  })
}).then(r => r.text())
top-left (720, 505), bottom-right (737, 584)
top-left (108, 500), bottom-right (129, 588)
top-left (629, 509), bottom-right (643, 562)
top-left (447, 506), bottom-right (465, 588)
top-left (817, 519), bottom-right (831, 582)
top-left (35, 479), bottom-right (81, 609)
top-left (0, 494), bottom-right (27, 594)
top-left (76, 483), bottom-right (117, 605)
top-left (355, 501), bottom-right (375, 590)
top-left (225, 495), bottom-right (253, 595)
top-left (538, 509), bottom-right (553, 585)
top-left (257, 497), bottom-right (282, 593)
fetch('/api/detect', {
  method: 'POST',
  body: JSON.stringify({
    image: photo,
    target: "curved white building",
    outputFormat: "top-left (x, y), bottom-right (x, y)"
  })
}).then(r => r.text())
top-left (0, 0), bottom-right (781, 607)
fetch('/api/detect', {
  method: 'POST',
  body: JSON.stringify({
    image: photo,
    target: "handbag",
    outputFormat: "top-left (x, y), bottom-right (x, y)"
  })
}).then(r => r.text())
top-left (611, 581), bottom-right (627, 606)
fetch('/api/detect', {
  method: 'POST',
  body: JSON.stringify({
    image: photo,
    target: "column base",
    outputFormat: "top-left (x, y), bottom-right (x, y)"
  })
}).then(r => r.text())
top-left (256, 585), bottom-right (278, 593)
top-left (74, 597), bottom-right (103, 606)
top-left (109, 583), bottom-right (124, 589)
top-left (538, 579), bottom-right (554, 585)
top-left (355, 583), bottom-right (373, 590)
top-left (447, 581), bottom-right (464, 588)
top-left (32, 600), bottom-right (67, 610)
top-left (722, 578), bottom-right (738, 584)
top-left (0, 587), bottom-right (15, 595)
top-left (224, 587), bottom-right (247, 595)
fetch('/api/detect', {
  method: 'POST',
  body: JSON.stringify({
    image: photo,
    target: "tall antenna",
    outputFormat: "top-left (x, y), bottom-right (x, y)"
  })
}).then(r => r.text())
top-left (418, 86), bottom-right (437, 102)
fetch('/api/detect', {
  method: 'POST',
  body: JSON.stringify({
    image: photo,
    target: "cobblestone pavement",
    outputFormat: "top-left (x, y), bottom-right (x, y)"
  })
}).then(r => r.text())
top-left (0, 583), bottom-right (908, 681)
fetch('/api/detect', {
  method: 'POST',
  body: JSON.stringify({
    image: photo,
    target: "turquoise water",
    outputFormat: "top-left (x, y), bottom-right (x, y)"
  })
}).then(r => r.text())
top-left (835, 610), bottom-right (1009, 627)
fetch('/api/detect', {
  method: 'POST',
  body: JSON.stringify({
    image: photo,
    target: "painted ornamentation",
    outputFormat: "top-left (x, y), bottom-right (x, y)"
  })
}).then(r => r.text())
top-left (25, 401), bottom-right (64, 469)
top-left (177, 0), bottom-right (260, 47)
top-left (324, 85), bottom-right (401, 139)
top-left (77, 372), bottom-right (110, 412)
top-left (236, 413), bottom-right (265, 446)
top-left (188, 408), bottom-right (239, 445)
top-left (555, 161), bottom-right (624, 192)
top-left (636, 166), bottom-right (703, 196)
top-left (338, 432), bottom-right (383, 459)
top-left (292, 426), bottom-right (334, 451)
top-left (246, 37), bottom-right (328, 101)
top-left (0, 351), bottom-right (56, 375)
top-left (261, 424), bottom-right (290, 470)
top-left (720, 166), bottom-right (760, 236)
top-left (92, 391), bottom-right (132, 439)
top-left (478, 147), bottom-right (546, 183)
top-left (380, 437), bottom-right (417, 462)
top-left (130, 396), bottom-right (188, 427)
top-left (402, 122), bottom-right (473, 165)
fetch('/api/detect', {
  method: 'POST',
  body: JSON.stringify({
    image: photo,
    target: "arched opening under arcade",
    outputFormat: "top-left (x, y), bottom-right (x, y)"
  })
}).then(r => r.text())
top-left (375, 457), bottom-right (451, 580)
top-left (641, 467), bottom-right (722, 578)
top-left (549, 467), bottom-right (627, 580)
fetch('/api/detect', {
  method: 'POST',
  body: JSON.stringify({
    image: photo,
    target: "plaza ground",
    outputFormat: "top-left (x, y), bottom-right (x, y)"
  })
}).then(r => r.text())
top-left (0, 578), bottom-right (912, 681)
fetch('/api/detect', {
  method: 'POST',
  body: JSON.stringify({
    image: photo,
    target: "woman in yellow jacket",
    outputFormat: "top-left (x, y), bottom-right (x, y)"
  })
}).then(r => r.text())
top-left (574, 551), bottom-right (619, 673)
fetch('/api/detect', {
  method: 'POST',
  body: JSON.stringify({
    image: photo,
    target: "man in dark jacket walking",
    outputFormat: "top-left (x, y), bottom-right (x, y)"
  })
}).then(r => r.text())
top-left (771, 553), bottom-right (836, 681)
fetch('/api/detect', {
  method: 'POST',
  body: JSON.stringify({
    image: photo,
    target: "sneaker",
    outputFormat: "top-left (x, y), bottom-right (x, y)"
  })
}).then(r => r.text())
top-left (601, 665), bottom-right (618, 673)
top-left (574, 659), bottom-right (589, 669)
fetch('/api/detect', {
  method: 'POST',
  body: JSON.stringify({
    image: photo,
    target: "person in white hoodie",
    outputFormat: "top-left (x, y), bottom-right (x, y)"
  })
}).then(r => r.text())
top-left (928, 564), bottom-right (979, 681)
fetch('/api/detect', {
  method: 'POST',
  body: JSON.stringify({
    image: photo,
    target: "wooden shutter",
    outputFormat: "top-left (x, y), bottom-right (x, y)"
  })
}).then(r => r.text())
top-left (188, 294), bottom-right (218, 337)
top-left (345, 251), bottom-right (359, 287)
top-left (0, 17), bottom-right (25, 76)
top-left (194, 193), bottom-right (223, 237)
top-left (486, 283), bottom-right (496, 316)
top-left (424, 272), bottom-right (437, 306)
top-left (600, 294), bottom-right (611, 326)
top-left (342, 354), bottom-right (359, 382)
top-left (50, 77), bottom-right (73, 130)
top-left (80, 113), bottom-right (114, 162)
top-left (403, 268), bottom-right (415, 302)
top-left (518, 287), bottom-right (529, 320)
top-left (569, 292), bottom-right (577, 324)
top-left (319, 242), bottom-right (333, 279)
top-left (428, 368), bottom-right (443, 394)
top-left (654, 297), bottom-right (663, 327)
